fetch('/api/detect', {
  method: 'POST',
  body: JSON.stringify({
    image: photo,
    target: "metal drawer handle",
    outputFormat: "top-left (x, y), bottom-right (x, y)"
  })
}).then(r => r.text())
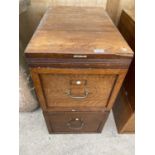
top-left (66, 89), bottom-right (89, 99)
top-left (67, 118), bottom-right (84, 129)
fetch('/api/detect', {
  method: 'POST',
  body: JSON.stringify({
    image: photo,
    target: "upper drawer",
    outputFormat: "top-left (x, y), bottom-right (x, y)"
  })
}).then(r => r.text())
top-left (31, 68), bottom-right (127, 111)
top-left (40, 73), bottom-right (116, 109)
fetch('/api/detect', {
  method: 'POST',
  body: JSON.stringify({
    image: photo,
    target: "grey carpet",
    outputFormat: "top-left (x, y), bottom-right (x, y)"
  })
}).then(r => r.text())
top-left (19, 109), bottom-right (134, 155)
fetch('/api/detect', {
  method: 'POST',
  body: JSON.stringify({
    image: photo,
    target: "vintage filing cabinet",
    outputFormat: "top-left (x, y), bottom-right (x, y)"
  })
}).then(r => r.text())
top-left (113, 9), bottom-right (135, 133)
top-left (25, 6), bottom-right (133, 133)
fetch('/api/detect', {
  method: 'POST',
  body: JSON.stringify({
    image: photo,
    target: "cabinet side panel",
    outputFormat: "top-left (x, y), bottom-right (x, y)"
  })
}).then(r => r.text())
top-left (106, 69), bottom-right (127, 110)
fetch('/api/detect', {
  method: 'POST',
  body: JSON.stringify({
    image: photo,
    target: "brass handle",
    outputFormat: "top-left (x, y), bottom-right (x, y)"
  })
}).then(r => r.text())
top-left (66, 89), bottom-right (89, 99)
top-left (67, 118), bottom-right (84, 129)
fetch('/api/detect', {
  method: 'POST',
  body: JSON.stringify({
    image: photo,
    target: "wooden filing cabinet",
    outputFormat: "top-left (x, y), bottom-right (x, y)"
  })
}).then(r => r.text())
top-left (113, 9), bottom-right (135, 133)
top-left (25, 6), bottom-right (133, 134)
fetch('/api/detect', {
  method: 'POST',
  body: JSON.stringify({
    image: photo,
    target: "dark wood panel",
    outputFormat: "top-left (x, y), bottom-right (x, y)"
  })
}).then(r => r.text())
top-left (118, 10), bottom-right (135, 51)
top-left (26, 57), bottom-right (132, 69)
top-left (113, 88), bottom-right (135, 133)
top-left (113, 9), bottom-right (135, 133)
top-left (43, 111), bottom-right (109, 133)
top-left (119, 9), bottom-right (135, 110)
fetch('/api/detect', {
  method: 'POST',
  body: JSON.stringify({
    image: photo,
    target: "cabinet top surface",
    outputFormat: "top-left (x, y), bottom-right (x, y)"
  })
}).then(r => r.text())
top-left (25, 6), bottom-right (133, 58)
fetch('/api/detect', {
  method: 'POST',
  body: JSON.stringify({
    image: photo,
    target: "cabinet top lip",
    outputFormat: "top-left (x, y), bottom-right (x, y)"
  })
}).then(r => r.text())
top-left (25, 6), bottom-right (133, 58)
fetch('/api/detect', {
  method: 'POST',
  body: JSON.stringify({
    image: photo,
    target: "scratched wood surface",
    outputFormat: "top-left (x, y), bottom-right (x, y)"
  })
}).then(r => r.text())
top-left (25, 6), bottom-right (133, 58)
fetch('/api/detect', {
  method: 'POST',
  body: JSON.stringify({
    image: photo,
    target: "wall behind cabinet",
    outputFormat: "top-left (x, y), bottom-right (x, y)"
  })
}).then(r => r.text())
top-left (106, 0), bottom-right (135, 24)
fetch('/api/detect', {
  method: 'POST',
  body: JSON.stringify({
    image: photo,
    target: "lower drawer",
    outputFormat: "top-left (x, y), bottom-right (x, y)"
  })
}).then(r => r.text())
top-left (43, 111), bottom-right (109, 133)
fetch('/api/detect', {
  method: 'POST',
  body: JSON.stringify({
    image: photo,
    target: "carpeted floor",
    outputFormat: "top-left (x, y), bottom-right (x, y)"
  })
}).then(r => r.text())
top-left (19, 109), bottom-right (134, 155)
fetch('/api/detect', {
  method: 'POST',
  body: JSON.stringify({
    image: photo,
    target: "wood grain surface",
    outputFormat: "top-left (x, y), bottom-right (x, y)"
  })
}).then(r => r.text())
top-left (40, 74), bottom-right (116, 108)
top-left (25, 6), bottom-right (133, 58)
top-left (30, 68), bottom-right (127, 111)
top-left (26, 6), bottom-right (133, 134)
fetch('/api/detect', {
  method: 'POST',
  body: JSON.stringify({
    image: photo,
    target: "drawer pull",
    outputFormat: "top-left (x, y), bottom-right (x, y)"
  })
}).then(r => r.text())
top-left (67, 118), bottom-right (84, 129)
top-left (66, 89), bottom-right (89, 99)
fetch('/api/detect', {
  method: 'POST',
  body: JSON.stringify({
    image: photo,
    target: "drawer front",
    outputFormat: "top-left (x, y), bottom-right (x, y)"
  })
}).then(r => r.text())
top-left (43, 111), bottom-right (109, 133)
top-left (40, 74), bottom-right (116, 108)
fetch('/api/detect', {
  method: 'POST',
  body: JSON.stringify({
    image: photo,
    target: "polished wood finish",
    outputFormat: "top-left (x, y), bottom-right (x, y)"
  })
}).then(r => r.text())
top-left (25, 6), bottom-right (133, 133)
top-left (43, 110), bottom-right (109, 133)
top-left (113, 9), bottom-right (135, 133)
